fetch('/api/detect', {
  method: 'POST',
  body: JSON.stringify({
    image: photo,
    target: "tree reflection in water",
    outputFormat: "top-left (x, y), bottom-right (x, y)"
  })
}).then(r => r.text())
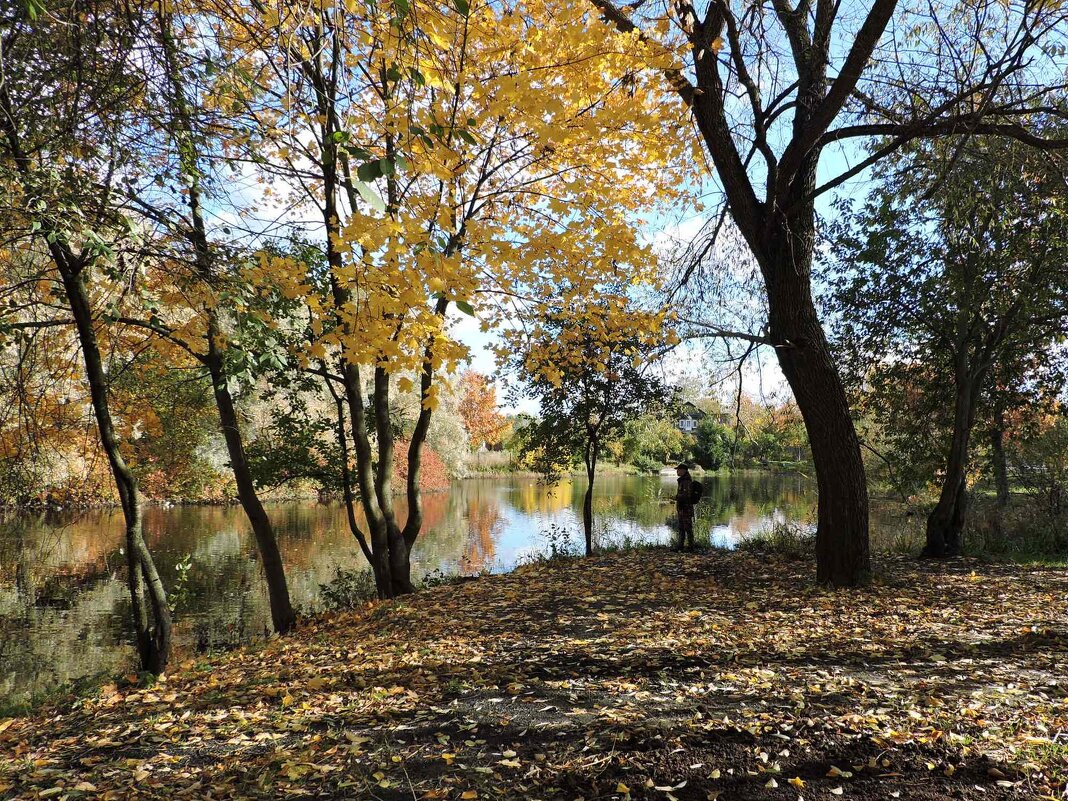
top-left (0, 472), bottom-right (835, 707)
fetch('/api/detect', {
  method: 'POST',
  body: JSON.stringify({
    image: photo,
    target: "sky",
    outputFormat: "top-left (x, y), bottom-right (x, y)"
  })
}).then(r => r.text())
top-left (459, 138), bottom-right (880, 416)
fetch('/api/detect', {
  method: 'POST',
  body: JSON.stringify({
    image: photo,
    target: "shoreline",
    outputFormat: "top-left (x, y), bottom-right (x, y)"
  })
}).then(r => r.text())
top-left (0, 465), bottom-right (817, 515)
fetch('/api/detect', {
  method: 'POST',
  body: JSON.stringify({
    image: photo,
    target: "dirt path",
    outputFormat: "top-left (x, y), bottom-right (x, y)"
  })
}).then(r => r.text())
top-left (1, 549), bottom-right (1066, 799)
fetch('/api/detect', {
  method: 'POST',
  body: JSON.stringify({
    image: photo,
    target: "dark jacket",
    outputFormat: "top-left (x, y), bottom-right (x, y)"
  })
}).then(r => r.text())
top-left (677, 475), bottom-right (694, 511)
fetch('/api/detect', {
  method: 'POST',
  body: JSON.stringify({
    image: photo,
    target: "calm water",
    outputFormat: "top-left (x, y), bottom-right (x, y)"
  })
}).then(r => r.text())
top-left (0, 472), bottom-right (830, 706)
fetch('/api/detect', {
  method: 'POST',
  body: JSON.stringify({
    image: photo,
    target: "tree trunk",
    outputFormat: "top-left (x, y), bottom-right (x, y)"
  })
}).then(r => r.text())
top-left (208, 356), bottom-right (296, 632)
top-left (924, 378), bottom-right (978, 557)
top-left (57, 259), bottom-right (171, 673)
top-left (372, 369), bottom-right (417, 596)
top-left (765, 240), bottom-right (871, 587)
top-left (990, 408), bottom-right (1010, 508)
top-left (580, 480), bottom-right (598, 555)
top-left (392, 297), bottom-right (452, 594)
top-left (582, 437), bottom-right (598, 556)
top-left (339, 360), bottom-right (394, 598)
top-left (156, 12), bottom-right (296, 634)
top-left (388, 529), bottom-right (418, 594)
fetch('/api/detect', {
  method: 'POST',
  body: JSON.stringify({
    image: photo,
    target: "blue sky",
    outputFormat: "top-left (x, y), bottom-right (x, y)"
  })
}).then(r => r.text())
top-left (460, 139), bottom-right (879, 414)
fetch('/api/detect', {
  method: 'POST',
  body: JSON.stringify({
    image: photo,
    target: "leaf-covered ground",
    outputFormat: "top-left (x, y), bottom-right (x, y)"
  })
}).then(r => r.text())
top-left (2, 550), bottom-right (1067, 800)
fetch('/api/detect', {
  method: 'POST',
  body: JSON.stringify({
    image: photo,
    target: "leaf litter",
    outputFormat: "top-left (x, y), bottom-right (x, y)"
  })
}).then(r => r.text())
top-left (0, 550), bottom-right (1066, 800)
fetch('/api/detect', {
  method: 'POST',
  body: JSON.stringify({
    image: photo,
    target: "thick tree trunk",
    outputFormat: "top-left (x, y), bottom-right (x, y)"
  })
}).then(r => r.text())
top-left (924, 378), bottom-right (978, 557)
top-left (388, 530), bottom-right (418, 594)
top-left (339, 360), bottom-right (394, 598)
top-left (57, 260), bottom-right (171, 673)
top-left (990, 409), bottom-right (1010, 508)
top-left (208, 356), bottom-right (296, 632)
top-left (765, 237), bottom-right (871, 587)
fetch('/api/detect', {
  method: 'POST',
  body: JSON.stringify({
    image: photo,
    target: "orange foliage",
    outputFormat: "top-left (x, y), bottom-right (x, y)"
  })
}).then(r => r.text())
top-left (458, 371), bottom-right (508, 451)
top-left (391, 439), bottom-right (450, 492)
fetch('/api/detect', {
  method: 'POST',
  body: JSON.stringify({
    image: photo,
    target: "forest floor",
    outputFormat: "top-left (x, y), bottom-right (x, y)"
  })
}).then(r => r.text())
top-left (1, 549), bottom-right (1067, 800)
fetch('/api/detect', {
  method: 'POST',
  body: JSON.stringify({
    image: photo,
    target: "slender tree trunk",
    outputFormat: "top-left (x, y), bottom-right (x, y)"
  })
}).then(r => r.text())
top-left (340, 360), bottom-right (394, 597)
top-left (991, 408), bottom-right (1010, 508)
top-left (582, 436), bottom-right (598, 556)
top-left (0, 66), bottom-right (170, 669)
top-left (582, 471), bottom-right (595, 556)
top-left (208, 354), bottom-right (296, 632)
top-left (57, 260), bottom-right (171, 673)
top-left (372, 369), bottom-right (417, 595)
top-left (924, 378), bottom-right (978, 557)
top-left (156, 11), bottom-right (296, 633)
top-left (392, 300), bottom-right (450, 593)
top-left (330, 387), bottom-right (375, 560)
top-left (764, 228), bottom-right (870, 587)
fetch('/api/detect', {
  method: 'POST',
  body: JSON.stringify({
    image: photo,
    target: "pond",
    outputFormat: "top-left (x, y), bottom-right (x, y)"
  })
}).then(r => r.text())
top-left (0, 471), bottom-right (895, 707)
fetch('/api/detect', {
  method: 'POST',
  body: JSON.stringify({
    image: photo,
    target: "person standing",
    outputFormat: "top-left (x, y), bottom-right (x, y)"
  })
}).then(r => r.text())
top-left (675, 463), bottom-right (696, 551)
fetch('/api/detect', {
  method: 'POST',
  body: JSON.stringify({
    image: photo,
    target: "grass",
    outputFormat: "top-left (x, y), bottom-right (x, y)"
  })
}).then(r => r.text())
top-left (735, 520), bottom-right (815, 560)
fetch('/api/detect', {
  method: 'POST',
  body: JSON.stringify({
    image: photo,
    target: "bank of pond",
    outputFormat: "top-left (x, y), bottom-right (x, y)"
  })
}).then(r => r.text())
top-left (0, 472), bottom-right (920, 709)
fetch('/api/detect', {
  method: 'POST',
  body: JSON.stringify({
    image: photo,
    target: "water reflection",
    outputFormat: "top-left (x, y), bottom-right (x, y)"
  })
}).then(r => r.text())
top-left (0, 472), bottom-right (829, 706)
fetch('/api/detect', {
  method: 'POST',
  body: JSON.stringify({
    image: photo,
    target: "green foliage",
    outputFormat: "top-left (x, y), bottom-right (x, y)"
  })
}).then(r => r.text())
top-left (168, 554), bottom-right (195, 618)
top-left (692, 417), bottom-right (732, 471)
top-left (964, 502), bottom-right (1068, 562)
top-left (621, 414), bottom-right (687, 472)
top-left (420, 568), bottom-right (476, 588)
top-left (111, 352), bottom-right (220, 500)
top-left (630, 452), bottom-right (663, 474)
top-left (826, 135), bottom-right (1068, 500)
top-left (510, 302), bottom-right (674, 484)
top-left (318, 567), bottom-right (378, 610)
top-left (737, 520), bottom-right (815, 561)
top-left (1010, 412), bottom-right (1068, 515)
top-left (245, 394), bottom-right (341, 492)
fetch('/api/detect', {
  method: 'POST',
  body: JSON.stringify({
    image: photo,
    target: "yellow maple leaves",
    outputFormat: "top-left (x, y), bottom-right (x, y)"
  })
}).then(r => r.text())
top-left (202, 0), bottom-right (695, 391)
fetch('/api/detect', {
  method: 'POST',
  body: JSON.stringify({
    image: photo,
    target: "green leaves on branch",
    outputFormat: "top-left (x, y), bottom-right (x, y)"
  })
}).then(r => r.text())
top-left (354, 181), bottom-right (387, 213)
top-left (357, 158), bottom-right (396, 181)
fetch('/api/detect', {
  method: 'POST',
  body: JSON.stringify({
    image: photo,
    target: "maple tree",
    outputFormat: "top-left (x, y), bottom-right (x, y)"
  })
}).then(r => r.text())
top-left (457, 371), bottom-right (508, 451)
top-left (589, 0), bottom-right (1068, 586)
top-left (510, 293), bottom-right (674, 554)
top-left (195, 0), bottom-right (694, 597)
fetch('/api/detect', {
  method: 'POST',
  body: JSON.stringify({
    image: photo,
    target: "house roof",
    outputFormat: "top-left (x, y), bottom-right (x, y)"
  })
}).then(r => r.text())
top-left (678, 401), bottom-right (707, 418)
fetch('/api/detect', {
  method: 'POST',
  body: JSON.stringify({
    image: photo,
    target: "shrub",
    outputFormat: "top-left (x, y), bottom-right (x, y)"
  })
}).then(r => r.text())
top-left (964, 503), bottom-right (1068, 561)
top-left (631, 453), bottom-right (663, 474)
top-left (421, 568), bottom-right (475, 588)
top-left (737, 520), bottom-right (815, 560)
top-left (318, 566), bottom-right (378, 610)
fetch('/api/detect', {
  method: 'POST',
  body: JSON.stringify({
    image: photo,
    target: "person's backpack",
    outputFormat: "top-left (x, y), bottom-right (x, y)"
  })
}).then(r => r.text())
top-left (690, 480), bottom-right (704, 503)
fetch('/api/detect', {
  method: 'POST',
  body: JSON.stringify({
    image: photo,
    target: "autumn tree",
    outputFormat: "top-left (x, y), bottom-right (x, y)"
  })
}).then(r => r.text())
top-left (591, 0), bottom-right (1068, 585)
top-left (210, 0), bottom-right (692, 596)
top-left (458, 371), bottom-right (507, 451)
top-left (828, 137), bottom-right (1068, 556)
top-left (102, 5), bottom-right (300, 633)
top-left (0, 0), bottom-right (171, 670)
top-left (510, 294), bottom-right (673, 555)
